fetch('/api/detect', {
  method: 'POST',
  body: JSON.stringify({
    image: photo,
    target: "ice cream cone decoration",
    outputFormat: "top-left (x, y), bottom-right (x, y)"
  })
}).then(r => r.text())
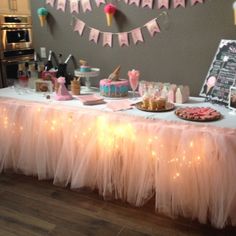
top-left (104, 4), bottom-right (117, 27)
top-left (37, 7), bottom-right (48, 27)
top-left (233, 2), bottom-right (236, 25)
top-left (108, 65), bottom-right (121, 81)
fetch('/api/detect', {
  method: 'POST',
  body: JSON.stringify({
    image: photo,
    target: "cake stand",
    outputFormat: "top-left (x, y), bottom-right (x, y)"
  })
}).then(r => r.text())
top-left (74, 68), bottom-right (100, 92)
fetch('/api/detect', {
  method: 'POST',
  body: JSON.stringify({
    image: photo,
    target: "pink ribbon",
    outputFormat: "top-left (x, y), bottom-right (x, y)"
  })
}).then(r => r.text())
top-left (191, 0), bottom-right (203, 5)
top-left (157, 0), bottom-right (169, 9)
top-left (103, 33), bottom-right (113, 47)
top-left (141, 0), bottom-right (153, 8)
top-left (173, 0), bottom-right (185, 8)
top-left (89, 28), bottom-right (100, 44)
top-left (81, 0), bottom-right (92, 12)
top-left (70, 0), bottom-right (79, 13)
top-left (131, 28), bottom-right (144, 44)
top-left (57, 0), bottom-right (66, 11)
top-left (46, 0), bottom-right (55, 7)
top-left (145, 19), bottom-right (160, 37)
top-left (74, 19), bottom-right (85, 36)
top-left (118, 32), bottom-right (129, 47)
top-left (129, 0), bottom-right (140, 7)
top-left (95, 0), bottom-right (106, 7)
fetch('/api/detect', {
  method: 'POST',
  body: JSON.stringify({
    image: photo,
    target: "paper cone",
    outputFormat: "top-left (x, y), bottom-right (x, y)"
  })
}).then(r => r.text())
top-left (106, 13), bottom-right (113, 26)
top-left (39, 15), bottom-right (46, 27)
top-left (234, 9), bottom-right (236, 25)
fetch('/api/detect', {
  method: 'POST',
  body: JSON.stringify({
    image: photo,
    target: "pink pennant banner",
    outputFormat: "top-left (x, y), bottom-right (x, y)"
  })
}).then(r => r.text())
top-left (129, 0), bottom-right (140, 7)
top-left (57, 0), bottom-right (66, 11)
top-left (173, 0), bottom-right (185, 8)
top-left (157, 0), bottom-right (169, 9)
top-left (191, 0), bottom-right (203, 5)
top-left (81, 0), bottom-right (92, 12)
top-left (89, 28), bottom-right (100, 44)
top-left (131, 28), bottom-right (144, 44)
top-left (123, 0), bottom-right (129, 4)
top-left (95, 0), bottom-right (106, 7)
top-left (103, 33), bottom-right (113, 47)
top-left (70, 0), bottom-right (79, 13)
top-left (74, 19), bottom-right (85, 36)
top-left (118, 33), bottom-right (129, 47)
top-left (46, 0), bottom-right (55, 7)
top-left (141, 0), bottom-right (153, 8)
top-left (145, 19), bottom-right (160, 37)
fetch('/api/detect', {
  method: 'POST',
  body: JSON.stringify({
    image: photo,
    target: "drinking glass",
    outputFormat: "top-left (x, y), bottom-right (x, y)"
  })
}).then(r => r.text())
top-left (129, 76), bottom-right (139, 99)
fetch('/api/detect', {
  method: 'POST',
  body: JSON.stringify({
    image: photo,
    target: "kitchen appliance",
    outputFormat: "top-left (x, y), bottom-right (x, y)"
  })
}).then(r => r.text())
top-left (0, 15), bottom-right (34, 87)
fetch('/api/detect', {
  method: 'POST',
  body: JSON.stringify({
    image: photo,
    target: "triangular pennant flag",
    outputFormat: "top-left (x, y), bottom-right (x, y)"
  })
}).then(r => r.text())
top-left (57, 0), bottom-right (66, 11)
top-left (118, 32), bottom-right (129, 47)
top-left (157, 0), bottom-right (169, 9)
top-left (70, 0), bottom-right (79, 13)
top-left (74, 19), bottom-right (85, 36)
top-left (46, 0), bottom-right (55, 7)
top-left (89, 28), bottom-right (100, 44)
top-left (131, 28), bottom-right (144, 44)
top-left (173, 0), bottom-right (185, 8)
top-left (129, 0), bottom-right (140, 7)
top-left (103, 32), bottom-right (113, 47)
top-left (81, 0), bottom-right (92, 12)
top-left (95, 0), bottom-right (106, 7)
top-left (145, 19), bottom-right (160, 37)
top-left (141, 0), bottom-right (153, 8)
top-left (191, 0), bottom-right (203, 6)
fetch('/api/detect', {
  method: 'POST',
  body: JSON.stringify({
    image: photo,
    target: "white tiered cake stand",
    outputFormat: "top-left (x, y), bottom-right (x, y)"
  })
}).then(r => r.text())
top-left (74, 68), bottom-right (100, 92)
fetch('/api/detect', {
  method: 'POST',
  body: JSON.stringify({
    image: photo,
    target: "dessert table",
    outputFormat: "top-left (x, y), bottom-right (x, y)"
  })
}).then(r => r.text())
top-left (0, 87), bottom-right (236, 228)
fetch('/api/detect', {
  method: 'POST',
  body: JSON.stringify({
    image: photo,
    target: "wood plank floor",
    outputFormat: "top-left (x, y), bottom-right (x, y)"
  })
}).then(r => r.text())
top-left (0, 172), bottom-right (235, 236)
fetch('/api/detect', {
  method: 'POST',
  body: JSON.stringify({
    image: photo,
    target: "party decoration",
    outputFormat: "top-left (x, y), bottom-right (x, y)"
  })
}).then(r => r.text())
top-left (55, 77), bottom-right (73, 101)
top-left (104, 3), bottom-right (117, 27)
top-left (129, 0), bottom-right (140, 7)
top-left (233, 1), bottom-right (236, 25)
top-left (81, 0), bottom-right (92, 12)
top-left (173, 0), bottom-right (186, 8)
top-left (74, 19), bottom-right (85, 35)
top-left (46, 0), bottom-right (55, 7)
top-left (118, 32), bottom-right (129, 47)
top-left (103, 32), bottom-right (113, 47)
top-left (57, 0), bottom-right (66, 11)
top-left (157, 0), bottom-right (169, 9)
top-left (37, 7), bottom-right (49, 27)
top-left (95, 0), bottom-right (106, 7)
top-left (191, 0), bottom-right (203, 5)
top-left (70, 0), bottom-right (79, 13)
top-left (141, 0), bottom-right (153, 8)
top-left (131, 28), bottom-right (144, 44)
top-left (89, 28), bottom-right (100, 43)
top-left (145, 19), bottom-right (160, 37)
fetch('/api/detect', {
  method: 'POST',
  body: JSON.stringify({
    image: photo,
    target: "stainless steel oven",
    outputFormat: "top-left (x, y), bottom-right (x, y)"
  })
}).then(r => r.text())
top-left (0, 15), bottom-right (34, 87)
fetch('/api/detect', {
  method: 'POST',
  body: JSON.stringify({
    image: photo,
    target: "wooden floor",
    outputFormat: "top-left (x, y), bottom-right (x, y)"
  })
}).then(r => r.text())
top-left (0, 173), bottom-right (235, 236)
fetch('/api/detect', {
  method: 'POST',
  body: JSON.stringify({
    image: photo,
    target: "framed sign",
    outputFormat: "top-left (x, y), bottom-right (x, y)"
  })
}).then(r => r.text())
top-left (228, 86), bottom-right (236, 111)
top-left (200, 40), bottom-right (236, 104)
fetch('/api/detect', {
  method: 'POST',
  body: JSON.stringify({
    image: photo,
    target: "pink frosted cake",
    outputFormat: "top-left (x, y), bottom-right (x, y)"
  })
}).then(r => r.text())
top-left (100, 66), bottom-right (129, 97)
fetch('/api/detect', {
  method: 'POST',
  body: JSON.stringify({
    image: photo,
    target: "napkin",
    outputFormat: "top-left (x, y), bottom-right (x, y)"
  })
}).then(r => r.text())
top-left (77, 95), bottom-right (105, 105)
top-left (106, 100), bottom-right (134, 111)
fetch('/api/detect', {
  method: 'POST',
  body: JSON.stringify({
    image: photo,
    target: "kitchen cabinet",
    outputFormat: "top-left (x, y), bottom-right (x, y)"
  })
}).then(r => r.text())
top-left (0, 0), bottom-right (30, 15)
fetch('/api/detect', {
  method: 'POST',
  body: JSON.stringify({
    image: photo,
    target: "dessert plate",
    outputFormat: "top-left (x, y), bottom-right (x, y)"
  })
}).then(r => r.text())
top-left (175, 107), bottom-right (222, 122)
top-left (135, 102), bottom-right (175, 112)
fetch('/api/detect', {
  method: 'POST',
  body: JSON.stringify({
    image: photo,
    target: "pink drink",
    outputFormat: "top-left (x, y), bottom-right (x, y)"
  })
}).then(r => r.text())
top-left (129, 77), bottom-right (139, 91)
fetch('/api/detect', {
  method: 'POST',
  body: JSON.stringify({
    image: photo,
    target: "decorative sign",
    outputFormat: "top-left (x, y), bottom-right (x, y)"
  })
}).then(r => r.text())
top-left (200, 40), bottom-right (236, 104)
top-left (228, 86), bottom-right (236, 111)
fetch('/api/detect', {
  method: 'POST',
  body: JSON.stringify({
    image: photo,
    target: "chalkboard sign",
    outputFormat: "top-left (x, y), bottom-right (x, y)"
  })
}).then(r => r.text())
top-left (199, 40), bottom-right (236, 104)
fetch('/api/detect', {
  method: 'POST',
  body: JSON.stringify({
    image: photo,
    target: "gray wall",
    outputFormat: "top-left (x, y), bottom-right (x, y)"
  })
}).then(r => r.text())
top-left (30, 0), bottom-right (236, 96)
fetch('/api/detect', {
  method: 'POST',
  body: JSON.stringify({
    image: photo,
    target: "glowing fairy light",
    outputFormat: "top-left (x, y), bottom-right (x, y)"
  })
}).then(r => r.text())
top-left (190, 141), bottom-right (194, 148)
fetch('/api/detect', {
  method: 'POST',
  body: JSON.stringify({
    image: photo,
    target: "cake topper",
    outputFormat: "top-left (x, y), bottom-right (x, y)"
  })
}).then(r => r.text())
top-left (108, 65), bottom-right (121, 81)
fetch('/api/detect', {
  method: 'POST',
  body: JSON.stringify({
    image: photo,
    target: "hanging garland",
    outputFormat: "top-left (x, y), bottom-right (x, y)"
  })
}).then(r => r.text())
top-left (45, 0), bottom-right (205, 47)
top-left (46, 0), bottom-right (205, 12)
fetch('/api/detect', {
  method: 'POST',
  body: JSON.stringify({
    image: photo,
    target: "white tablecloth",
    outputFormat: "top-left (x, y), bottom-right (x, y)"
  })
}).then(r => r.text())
top-left (0, 87), bottom-right (236, 228)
